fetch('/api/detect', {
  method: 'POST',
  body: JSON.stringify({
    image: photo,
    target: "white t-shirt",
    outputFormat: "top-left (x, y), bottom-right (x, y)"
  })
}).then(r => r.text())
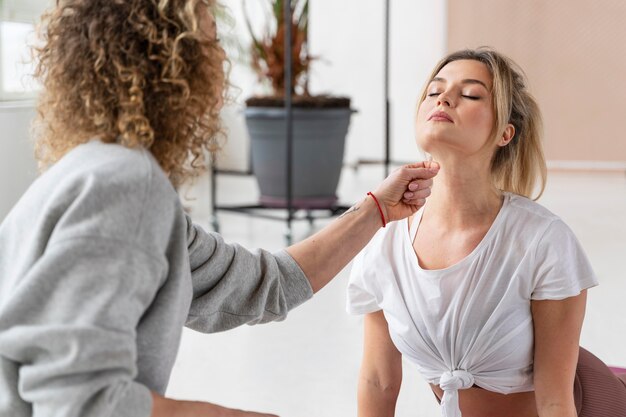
top-left (347, 192), bottom-right (598, 417)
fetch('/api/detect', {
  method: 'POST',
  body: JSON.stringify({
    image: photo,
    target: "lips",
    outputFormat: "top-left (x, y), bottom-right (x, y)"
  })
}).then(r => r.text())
top-left (428, 111), bottom-right (453, 123)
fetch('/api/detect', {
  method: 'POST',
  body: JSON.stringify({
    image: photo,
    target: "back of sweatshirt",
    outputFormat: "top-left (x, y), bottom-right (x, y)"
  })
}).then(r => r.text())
top-left (0, 140), bottom-right (313, 417)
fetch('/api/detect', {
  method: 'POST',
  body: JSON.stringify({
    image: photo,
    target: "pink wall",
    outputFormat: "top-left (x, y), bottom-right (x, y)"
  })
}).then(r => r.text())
top-left (447, 0), bottom-right (626, 164)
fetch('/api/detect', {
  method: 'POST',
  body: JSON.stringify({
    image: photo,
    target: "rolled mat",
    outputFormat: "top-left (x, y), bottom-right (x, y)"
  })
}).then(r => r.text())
top-left (575, 347), bottom-right (626, 416)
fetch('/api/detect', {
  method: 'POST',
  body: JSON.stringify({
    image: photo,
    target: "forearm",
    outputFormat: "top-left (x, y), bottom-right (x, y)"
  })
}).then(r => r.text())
top-left (535, 380), bottom-right (579, 417)
top-left (357, 378), bottom-right (399, 417)
top-left (536, 393), bottom-right (577, 417)
top-left (287, 195), bottom-right (382, 293)
top-left (537, 402), bottom-right (577, 417)
top-left (151, 392), bottom-right (223, 417)
top-left (286, 162), bottom-right (438, 292)
top-left (150, 391), bottom-right (259, 417)
top-left (532, 295), bottom-right (586, 417)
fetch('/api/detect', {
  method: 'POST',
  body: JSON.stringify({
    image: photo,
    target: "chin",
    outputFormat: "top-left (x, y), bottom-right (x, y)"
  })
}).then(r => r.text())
top-left (418, 137), bottom-right (473, 163)
top-left (416, 131), bottom-right (451, 153)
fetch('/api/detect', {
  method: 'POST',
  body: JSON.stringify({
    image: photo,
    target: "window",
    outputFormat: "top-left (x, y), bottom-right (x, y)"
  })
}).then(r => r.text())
top-left (0, 0), bottom-right (47, 101)
top-left (0, 21), bottom-right (37, 98)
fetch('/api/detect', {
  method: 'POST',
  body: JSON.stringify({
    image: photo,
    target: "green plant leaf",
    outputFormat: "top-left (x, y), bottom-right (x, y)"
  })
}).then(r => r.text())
top-left (273, 0), bottom-right (283, 25)
top-left (297, 0), bottom-right (308, 33)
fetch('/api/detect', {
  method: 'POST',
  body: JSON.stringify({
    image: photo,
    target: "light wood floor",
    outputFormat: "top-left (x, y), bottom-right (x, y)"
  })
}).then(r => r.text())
top-left (169, 167), bottom-right (626, 417)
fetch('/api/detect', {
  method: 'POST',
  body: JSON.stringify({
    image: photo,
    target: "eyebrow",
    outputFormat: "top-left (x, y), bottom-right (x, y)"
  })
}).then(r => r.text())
top-left (430, 77), bottom-right (489, 90)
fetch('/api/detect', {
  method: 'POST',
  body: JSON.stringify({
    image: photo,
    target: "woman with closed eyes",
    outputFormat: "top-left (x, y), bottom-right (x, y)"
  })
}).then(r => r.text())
top-left (348, 48), bottom-right (626, 417)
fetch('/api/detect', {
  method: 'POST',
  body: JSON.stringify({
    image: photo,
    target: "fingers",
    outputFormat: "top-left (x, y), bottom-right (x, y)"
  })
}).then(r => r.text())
top-left (401, 167), bottom-right (435, 206)
top-left (372, 159), bottom-right (439, 222)
top-left (424, 160), bottom-right (440, 171)
top-left (401, 160), bottom-right (440, 171)
top-left (399, 196), bottom-right (427, 212)
top-left (408, 178), bottom-right (433, 191)
top-left (402, 189), bottom-right (430, 206)
top-left (401, 160), bottom-right (439, 169)
top-left (397, 162), bottom-right (440, 181)
top-left (402, 185), bottom-right (431, 201)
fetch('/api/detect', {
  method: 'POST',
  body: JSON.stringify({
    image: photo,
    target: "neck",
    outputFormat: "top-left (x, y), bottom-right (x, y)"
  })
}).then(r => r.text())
top-left (424, 153), bottom-right (503, 228)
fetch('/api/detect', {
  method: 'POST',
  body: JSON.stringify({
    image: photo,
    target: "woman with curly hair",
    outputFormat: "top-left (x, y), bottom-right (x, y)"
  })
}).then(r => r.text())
top-left (0, 0), bottom-right (439, 416)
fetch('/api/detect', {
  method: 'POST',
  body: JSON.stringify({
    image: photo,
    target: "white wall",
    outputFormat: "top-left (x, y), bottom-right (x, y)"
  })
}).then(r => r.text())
top-left (309, 0), bottom-right (446, 164)
top-left (220, 0), bottom-right (447, 169)
top-left (0, 102), bottom-right (38, 220)
top-left (0, 0), bottom-right (448, 218)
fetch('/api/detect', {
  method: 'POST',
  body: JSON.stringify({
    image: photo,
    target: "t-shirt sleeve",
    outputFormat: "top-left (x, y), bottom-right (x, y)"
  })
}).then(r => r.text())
top-left (346, 248), bottom-right (382, 315)
top-left (530, 219), bottom-right (599, 300)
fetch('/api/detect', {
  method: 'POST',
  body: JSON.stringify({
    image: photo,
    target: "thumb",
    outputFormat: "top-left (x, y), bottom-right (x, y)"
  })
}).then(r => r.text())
top-left (424, 160), bottom-right (440, 171)
top-left (400, 161), bottom-right (440, 180)
top-left (402, 160), bottom-right (440, 170)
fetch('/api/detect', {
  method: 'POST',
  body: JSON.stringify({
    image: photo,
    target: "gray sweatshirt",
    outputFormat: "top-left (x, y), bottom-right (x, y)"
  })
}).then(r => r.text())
top-left (0, 141), bottom-right (314, 417)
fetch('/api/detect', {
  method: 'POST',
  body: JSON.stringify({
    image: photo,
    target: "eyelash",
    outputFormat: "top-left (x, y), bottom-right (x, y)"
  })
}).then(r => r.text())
top-left (427, 93), bottom-right (480, 100)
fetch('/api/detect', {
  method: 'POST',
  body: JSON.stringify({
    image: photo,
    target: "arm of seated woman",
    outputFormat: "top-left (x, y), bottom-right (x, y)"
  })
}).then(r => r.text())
top-left (358, 311), bottom-right (403, 417)
top-left (531, 291), bottom-right (587, 417)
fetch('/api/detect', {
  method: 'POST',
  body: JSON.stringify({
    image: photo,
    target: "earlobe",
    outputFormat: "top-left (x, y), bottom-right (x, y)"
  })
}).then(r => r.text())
top-left (499, 124), bottom-right (515, 147)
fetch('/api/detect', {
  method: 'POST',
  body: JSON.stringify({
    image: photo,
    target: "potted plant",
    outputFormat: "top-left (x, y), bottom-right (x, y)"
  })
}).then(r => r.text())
top-left (243, 0), bottom-right (353, 209)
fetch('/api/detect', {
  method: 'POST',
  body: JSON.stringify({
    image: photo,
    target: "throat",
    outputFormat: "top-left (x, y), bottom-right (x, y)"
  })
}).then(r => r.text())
top-left (425, 186), bottom-right (504, 230)
top-left (410, 193), bottom-right (506, 271)
top-left (412, 224), bottom-right (491, 270)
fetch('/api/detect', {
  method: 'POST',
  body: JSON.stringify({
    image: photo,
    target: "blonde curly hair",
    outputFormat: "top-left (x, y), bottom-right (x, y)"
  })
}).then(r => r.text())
top-left (33, 0), bottom-right (226, 186)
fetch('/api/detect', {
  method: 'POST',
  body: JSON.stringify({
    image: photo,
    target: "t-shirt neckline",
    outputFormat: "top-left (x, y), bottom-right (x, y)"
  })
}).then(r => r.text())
top-left (404, 192), bottom-right (512, 275)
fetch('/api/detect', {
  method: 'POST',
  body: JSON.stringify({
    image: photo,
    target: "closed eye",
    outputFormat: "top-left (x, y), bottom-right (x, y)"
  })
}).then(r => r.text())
top-left (427, 93), bottom-right (441, 97)
top-left (462, 95), bottom-right (480, 100)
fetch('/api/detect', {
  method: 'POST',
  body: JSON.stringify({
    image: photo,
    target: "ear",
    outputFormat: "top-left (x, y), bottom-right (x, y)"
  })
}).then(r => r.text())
top-left (498, 124), bottom-right (515, 147)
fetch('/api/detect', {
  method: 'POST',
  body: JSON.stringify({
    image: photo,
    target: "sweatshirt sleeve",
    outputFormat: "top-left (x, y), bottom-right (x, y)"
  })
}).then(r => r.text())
top-left (0, 237), bottom-right (166, 417)
top-left (184, 216), bottom-right (314, 333)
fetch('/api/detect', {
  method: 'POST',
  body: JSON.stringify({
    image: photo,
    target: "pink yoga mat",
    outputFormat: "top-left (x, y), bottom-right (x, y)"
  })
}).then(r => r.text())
top-left (609, 366), bottom-right (626, 375)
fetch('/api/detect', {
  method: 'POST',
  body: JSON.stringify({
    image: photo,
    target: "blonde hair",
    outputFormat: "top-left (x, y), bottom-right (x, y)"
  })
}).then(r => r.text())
top-left (33, 0), bottom-right (226, 186)
top-left (418, 47), bottom-right (547, 200)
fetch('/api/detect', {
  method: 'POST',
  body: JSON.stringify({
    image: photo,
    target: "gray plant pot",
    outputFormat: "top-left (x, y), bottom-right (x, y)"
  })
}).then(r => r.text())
top-left (245, 107), bottom-right (353, 209)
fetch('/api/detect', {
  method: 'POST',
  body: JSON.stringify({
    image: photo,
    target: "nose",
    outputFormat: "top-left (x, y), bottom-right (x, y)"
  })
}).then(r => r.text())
top-left (437, 91), bottom-right (454, 108)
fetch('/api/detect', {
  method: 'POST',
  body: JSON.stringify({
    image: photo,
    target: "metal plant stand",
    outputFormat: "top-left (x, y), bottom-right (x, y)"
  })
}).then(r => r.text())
top-left (353, 0), bottom-right (411, 176)
top-left (209, 160), bottom-right (350, 245)
top-left (210, 0), bottom-right (350, 245)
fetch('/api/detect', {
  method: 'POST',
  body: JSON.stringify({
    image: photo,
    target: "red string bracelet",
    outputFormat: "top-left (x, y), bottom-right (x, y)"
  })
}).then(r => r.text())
top-left (367, 192), bottom-right (386, 228)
